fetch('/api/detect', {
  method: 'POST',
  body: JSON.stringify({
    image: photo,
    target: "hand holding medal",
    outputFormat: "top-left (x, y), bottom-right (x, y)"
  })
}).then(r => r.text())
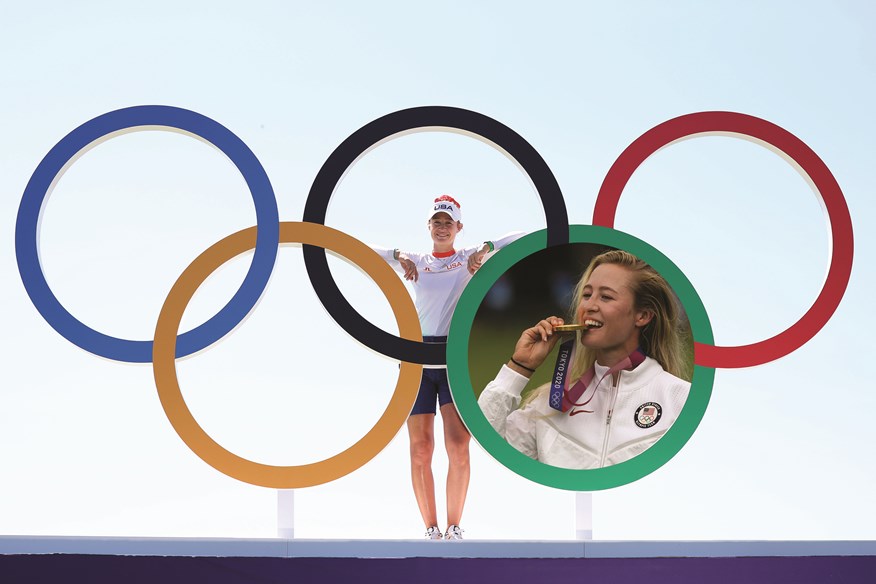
top-left (508, 316), bottom-right (568, 377)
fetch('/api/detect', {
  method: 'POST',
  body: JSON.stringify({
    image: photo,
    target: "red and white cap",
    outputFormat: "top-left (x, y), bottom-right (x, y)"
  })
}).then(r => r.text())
top-left (428, 195), bottom-right (462, 222)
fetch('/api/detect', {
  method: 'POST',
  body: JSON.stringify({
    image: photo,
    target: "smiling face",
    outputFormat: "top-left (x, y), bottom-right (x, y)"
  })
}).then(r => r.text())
top-left (575, 263), bottom-right (654, 366)
top-left (428, 212), bottom-right (462, 252)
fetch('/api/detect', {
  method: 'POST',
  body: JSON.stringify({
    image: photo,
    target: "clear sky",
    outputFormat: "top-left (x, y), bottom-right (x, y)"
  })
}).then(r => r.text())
top-left (1, 1), bottom-right (874, 540)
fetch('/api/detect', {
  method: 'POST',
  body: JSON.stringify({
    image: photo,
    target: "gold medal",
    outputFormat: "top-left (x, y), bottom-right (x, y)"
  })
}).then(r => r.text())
top-left (553, 324), bottom-right (590, 332)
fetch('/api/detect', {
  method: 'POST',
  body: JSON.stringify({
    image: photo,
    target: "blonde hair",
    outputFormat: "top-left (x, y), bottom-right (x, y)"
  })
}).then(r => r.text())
top-left (522, 249), bottom-right (691, 407)
top-left (569, 249), bottom-right (690, 380)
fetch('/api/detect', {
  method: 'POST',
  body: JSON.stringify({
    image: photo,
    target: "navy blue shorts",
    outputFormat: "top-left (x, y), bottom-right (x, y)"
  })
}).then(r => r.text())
top-left (411, 368), bottom-right (454, 416)
top-left (410, 336), bottom-right (453, 416)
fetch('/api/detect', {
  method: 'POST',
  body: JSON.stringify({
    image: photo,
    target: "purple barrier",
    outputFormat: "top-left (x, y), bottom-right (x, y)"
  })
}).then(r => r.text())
top-left (2, 555), bottom-right (875, 584)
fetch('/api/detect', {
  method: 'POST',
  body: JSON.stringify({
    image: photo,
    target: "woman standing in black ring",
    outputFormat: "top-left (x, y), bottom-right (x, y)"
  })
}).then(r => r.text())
top-left (374, 195), bottom-right (523, 539)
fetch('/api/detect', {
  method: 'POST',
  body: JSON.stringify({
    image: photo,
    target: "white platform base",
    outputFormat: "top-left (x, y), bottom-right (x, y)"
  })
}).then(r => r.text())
top-left (2, 536), bottom-right (875, 559)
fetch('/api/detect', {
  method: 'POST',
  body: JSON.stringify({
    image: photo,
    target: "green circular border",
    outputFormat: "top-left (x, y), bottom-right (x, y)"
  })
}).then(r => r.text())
top-left (447, 225), bottom-right (715, 491)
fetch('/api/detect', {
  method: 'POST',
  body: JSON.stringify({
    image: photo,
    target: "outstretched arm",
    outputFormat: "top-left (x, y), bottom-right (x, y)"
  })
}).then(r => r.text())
top-left (466, 242), bottom-right (490, 274)
top-left (467, 231), bottom-right (527, 275)
top-left (395, 251), bottom-right (419, 282)
top-left (372, 246), bottom-right (419, 282)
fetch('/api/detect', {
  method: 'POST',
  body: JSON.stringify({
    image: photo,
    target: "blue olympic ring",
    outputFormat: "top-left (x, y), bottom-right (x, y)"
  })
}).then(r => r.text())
top-left (14, 105), bottom-right (280, 363)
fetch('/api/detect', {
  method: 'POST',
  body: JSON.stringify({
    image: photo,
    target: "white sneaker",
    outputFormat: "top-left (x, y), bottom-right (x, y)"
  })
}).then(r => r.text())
top-left (444, 525), bottom-right (464, 540)
top-left (425, 526), bottom-right (443, 540)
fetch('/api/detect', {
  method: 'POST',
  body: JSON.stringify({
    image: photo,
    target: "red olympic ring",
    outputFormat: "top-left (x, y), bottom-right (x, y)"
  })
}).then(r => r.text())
top-left (593, 111), bottom-right (854, 368)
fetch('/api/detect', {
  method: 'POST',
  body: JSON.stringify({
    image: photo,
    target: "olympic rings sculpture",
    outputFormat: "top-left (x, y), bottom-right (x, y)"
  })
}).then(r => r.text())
top-left (14, 105), bottom-right (854, 489)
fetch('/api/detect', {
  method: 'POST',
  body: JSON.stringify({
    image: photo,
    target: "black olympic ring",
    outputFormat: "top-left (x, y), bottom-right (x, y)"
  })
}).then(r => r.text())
top-left (302, 106), bottom-right (570, 365)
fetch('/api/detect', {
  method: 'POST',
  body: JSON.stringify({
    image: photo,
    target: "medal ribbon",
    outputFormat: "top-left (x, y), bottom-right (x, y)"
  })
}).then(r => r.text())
top-left (549, 340), bottom-right (646, 414)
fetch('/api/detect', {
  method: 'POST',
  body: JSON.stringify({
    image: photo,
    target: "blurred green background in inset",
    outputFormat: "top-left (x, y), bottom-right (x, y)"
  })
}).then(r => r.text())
top-left (468, 243), bottom-right (606, 400)
top-left (467, 243), bottom-right (693, 401)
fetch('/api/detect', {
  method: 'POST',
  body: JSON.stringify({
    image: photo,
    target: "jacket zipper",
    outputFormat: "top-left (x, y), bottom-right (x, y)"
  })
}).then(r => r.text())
top-left (599, 373), bottom-right (621, 467)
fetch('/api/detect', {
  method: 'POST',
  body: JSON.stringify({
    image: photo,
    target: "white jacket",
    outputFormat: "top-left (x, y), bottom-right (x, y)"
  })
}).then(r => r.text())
top-left (372, 232), bottom-right (524, 337)
top-left (478, 357), bottom-right (690, 469)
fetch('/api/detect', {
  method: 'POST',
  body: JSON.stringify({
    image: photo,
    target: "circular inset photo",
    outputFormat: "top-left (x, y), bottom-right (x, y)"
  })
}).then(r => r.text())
top-left (447, 225), bottom-right (714, 490)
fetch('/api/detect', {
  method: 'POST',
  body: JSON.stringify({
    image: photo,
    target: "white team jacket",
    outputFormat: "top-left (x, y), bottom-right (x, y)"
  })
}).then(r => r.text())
top-left (478, 357), bottom-right (690, 469)
top-left (373, 232), bottom-right (524, 337)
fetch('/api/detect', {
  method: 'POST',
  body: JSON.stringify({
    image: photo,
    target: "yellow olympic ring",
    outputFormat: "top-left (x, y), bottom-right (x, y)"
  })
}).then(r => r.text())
top-left (152, 222), bottom-right (422, 488)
